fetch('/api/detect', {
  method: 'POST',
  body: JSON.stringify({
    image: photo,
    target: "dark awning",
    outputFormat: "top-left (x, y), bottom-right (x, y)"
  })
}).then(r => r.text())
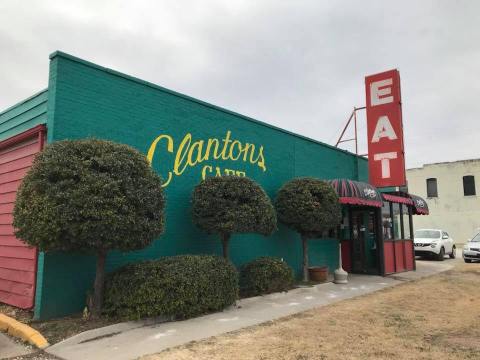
top-left (410, 194), bottom-right (429, 215)
top-left (382, 193), bottom-right (413, 206)
top-left (327, 179), bottom-right (383, 208)
top-left (381, 192), bottom-right (429, 215)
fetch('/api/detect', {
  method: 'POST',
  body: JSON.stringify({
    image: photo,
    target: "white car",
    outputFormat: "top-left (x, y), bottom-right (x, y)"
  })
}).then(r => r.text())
top-left (463, 231), bottom-right (480, 263)
top-left (414, 229), bottom-right (456, 261)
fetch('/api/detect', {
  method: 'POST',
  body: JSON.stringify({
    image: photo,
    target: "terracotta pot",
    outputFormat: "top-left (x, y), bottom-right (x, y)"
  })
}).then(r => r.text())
top-left (308, 266), bottom-right (329, 282)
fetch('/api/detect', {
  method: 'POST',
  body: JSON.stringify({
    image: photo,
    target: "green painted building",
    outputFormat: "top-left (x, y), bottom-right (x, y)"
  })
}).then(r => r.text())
top-left (0, 51), bottom-right (368, 320)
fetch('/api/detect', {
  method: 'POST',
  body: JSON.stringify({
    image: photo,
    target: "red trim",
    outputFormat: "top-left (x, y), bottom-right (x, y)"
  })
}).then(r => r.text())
top-left (414, 208), bottom-right (429, 215)
top-left (382, 193), bottom-right (413, 205)
top-left (341, 240), bottom-right (351, 272)
top-left (0, 125), bottom-right (46, 151)
top-left (339, 197), bottom-right (383, 208)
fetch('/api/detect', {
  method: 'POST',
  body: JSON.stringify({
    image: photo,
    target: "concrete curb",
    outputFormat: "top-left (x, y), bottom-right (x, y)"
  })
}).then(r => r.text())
top-left (0, 313), bottom-right (49, 349)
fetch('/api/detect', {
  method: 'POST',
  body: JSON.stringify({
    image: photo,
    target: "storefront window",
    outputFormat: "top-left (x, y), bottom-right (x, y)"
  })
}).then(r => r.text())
top-left (403, 205), bottom-right (413, 239)
top-left (382, 202), bottom-right (393, 240)
top-left (392, 203), bottom-right (402, 239)
top-left (382, 201), bottom-right (414, 240)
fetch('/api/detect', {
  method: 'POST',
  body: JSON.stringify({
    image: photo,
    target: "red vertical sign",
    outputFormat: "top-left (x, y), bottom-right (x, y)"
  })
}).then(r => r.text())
top-left (365, 69), bottom-right (406, 188)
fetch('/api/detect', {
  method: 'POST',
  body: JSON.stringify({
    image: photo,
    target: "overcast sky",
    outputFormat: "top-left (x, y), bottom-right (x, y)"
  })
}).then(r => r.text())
top-left (1, 0), bottom-right (479, 168)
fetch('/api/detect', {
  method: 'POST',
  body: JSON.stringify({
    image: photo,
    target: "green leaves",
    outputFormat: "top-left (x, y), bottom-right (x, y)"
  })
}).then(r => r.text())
top-left (103, 255), bottom-right (239, 320)
top-left (13, 139), bottom-right (165, 253)
top-left (275, 178), bottom-right (341, 238)
top-left (239, 257), bottom-right (294, 297)
top-left (191, 176), bottom-right (277, 237)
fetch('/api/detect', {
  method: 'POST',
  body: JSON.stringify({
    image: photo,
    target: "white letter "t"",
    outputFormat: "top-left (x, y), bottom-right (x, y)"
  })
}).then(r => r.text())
top-left (373, 152), bottom-right (397, 178)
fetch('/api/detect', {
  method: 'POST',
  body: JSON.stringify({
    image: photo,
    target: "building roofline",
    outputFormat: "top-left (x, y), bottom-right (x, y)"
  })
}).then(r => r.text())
top-left (0, 89), bottom-right (48, 117)
top-left (48, 50), bottom-right (366, 162)
top-left (408, 157), bottom-right (480, 171)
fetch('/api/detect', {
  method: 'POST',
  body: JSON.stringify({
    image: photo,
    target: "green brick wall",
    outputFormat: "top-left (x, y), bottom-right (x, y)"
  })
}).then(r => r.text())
top-left (34, 51), bottom-right (368, 319)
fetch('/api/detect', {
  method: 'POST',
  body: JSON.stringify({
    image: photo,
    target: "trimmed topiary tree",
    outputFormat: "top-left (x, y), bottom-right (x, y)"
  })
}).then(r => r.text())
top-left (239, 257), bottom-right (294, 297)
top-left (275, 178), bottom-right (341, 282)
top-left (13, 139), bottom-right (165, 317)
top-left (103, 255), bottom-right (238, 320)
top-left (192, 176), bottom-right (276, 259)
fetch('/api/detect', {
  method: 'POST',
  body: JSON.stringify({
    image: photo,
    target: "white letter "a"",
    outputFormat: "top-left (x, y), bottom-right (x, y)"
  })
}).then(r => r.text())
top-left (371, 116), bottom-right (398, 143)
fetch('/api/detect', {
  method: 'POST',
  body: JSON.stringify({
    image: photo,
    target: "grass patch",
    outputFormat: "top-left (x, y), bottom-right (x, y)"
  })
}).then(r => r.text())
top-left (142, 260), bottom-right (480, 360)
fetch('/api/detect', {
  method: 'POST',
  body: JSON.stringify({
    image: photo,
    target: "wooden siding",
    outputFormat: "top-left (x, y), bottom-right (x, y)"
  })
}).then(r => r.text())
top-left (0, 128), bottom-right (44, 309)
top-left (0, 90), bottom-right (48, 142)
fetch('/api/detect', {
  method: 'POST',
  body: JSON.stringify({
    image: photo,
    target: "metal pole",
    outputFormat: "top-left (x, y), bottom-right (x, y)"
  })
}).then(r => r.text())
top-left (335, 110), bottom-right (355, 147)
top-left (354, 107), bottom-right (358, 155)
top-left (409, 206), bottom-right (416, 270)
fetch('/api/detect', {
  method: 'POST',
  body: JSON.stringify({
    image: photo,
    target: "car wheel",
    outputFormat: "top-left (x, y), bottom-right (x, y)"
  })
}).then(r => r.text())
top-left (449, 246), bottom-right (456, 259)
top-left (437, 247), bottom-right (445, 261)
top-left (464, 259), bottom-right (472, 263)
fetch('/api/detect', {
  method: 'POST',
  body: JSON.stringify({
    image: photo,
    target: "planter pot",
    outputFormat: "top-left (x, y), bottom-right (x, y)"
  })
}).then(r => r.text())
top-left (308, 266), bottom-right (328, 282)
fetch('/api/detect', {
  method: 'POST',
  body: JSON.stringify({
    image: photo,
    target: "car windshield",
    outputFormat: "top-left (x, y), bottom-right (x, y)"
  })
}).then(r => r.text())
top-left (471, 233), bottom-right (480, 242)
top-left (414, 230), bottom-right (441, 239)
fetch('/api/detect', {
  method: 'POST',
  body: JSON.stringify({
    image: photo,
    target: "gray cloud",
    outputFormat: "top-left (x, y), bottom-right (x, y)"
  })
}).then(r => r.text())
top-left (1, 0), bottom-right (479, 168)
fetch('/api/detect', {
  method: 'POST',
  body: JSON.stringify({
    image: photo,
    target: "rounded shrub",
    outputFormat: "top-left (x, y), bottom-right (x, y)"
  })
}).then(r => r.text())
top-left (275, 177), bottom-right (341, 281)
top-left (192, 176), bottom-right (277, 259)
top-left (14, 139), bottom-right (165, 252)
top-left (240, 257), bottom-right (294, 297)
top-left (13, 138), bottom-right (165, 316)
top-left (103, 255), bottom-right (239, 320)
top-left (275, 178), bottom-right (341, 239)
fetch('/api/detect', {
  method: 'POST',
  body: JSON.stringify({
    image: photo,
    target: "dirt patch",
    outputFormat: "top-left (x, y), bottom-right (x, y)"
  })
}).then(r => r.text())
top-left (0, 304), bottom-right (34, 324)
top-left (29, 315), bottom-right (117, 345)
top-left (0, 304), bottom-right (118, 345)
top-left (143, 261), bottom-right (480, 360)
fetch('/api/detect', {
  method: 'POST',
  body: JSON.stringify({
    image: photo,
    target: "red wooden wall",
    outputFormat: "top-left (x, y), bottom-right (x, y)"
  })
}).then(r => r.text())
top-left (383, 239), bottom-right (415, 275)
top-left (394, 242), bottom-right (406, 272)
top-left (0, 126), bottom-right (44, 309)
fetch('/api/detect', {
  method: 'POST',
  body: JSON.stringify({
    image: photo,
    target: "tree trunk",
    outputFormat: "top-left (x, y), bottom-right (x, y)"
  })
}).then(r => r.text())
top-left (302, 235), bottom-right (309, 282)
top-left (221, 234), bottom-right (230, 259)
top-left (91, 249), bottom-right (107, 318)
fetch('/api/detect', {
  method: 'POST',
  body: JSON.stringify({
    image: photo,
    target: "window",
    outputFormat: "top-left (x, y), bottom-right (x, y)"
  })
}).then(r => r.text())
top-left (401, 204), bottom-right (412, 239)
top-left (382, 201), bottom-right (413, 240)
top-left (415, 230), bottom-right (441, 239)
top-left (471, 232), bottom-right (480, 242)
top-left (382, 202), bottom-right (393, 240)
top-left (392, 203), bottom-right (402, 240)
top-left (463, 175), bottom-right (476, 196)
top-left (426, 178), bottom-right (438, 198)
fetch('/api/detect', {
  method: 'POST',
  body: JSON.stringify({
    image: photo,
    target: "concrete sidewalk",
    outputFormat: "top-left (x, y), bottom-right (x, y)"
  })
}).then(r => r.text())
top-left (46, 260), bottom-right (454, 360)
top-left (0, 333), bottom-right (32, 359)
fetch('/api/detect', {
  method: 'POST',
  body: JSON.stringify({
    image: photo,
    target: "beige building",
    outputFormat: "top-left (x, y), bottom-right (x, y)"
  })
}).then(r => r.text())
top-left (406, 159), bottom-right (480, 245)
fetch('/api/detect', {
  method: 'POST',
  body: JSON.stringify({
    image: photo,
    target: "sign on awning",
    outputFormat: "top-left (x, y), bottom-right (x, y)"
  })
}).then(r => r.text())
top-left (328, 179), bottom-right (383, 208)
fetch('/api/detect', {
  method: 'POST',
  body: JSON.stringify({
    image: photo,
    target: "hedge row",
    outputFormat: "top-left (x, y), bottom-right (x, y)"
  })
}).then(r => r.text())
top-left (104, 255), bottom-right (294, 319)
top-left (240, 257), bottom-right (294, 297)
top-left (103, 255), bottom-right (238, 320)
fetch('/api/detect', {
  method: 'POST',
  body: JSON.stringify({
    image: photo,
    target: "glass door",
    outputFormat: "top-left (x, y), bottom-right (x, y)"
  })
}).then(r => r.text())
top-left (351, 209), bottom-right (379, 275)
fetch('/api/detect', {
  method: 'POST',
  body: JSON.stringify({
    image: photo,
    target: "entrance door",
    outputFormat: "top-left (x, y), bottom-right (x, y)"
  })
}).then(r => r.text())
top-left (351, 211), bottom-right (366, 273)
top-left (351, 210), bottom-right (379, 274)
